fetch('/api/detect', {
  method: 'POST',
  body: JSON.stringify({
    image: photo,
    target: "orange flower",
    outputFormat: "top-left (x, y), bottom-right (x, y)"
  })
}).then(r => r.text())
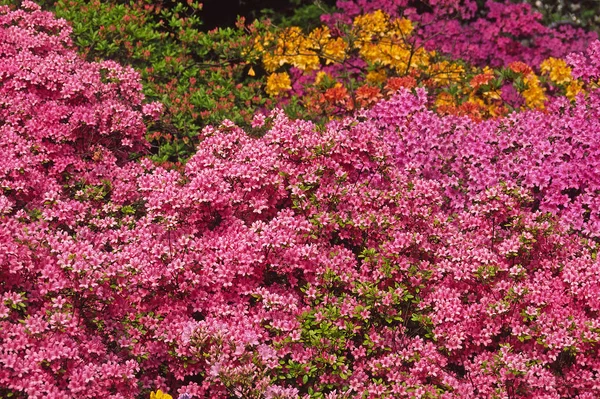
top-left (385, 76), bottom-right (417, 94)
top-left (323, 84), bottom-right (349, 103)
top-left (457, 101), bottom-right (485, 121)
top-left (321, 83), bottom-right (352, 111)
top-left (470, 72), bottom-right (494, 90)
top-left (355, 85), bottom-right (382, 108)
top-left (508, 61), bottom-right (533, 76)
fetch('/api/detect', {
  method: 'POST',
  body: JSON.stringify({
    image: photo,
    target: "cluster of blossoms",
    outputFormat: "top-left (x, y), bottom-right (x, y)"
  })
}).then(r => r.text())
top-left (253, 8), bottom-right (594, 122)
top-left (36, 0), bottom-right (274, 165)
top-left (30, 0), bottom-right (598, 165)
top-left (322, 0), bottom-right (596, 68)
top-left (2, 2), bottom-right (600, 399)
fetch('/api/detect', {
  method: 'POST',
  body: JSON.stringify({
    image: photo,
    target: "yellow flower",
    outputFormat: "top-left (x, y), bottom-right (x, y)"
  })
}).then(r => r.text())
top-left (322, 37), bottom-right (347, 64)
top-left (390, 18), bottom-right (413, 37)
top-left (314, 71), bottom-right (329, 85)
top-left (290, 53), bottom-right (320, 71)
top-left (522, 74), bottom-right (546, 109)
top-left (435, 92), bottom-right (456, 108)
top-left (482, 90), bottom-right (501, 101)
top-left (566, 80), bottom-right (584, 100)
top-left (428, 61), bottom-right (465, 86)
top-left (353, 10), bottom-right (389, 42)
top-left (366, 69), bottom-right (387, 85)
top-left (410, 47), bottom-right (431, 69)
top-left (540, 57), bottom-right (572, 85)
top-left (302, 25), bottom-right (339, 63)
top-left (253, 31), bottom-right (273, 53)
top-left (262, 53), bottom-right (283, 73)
top-left (307, 26), bottom-right (331, 48)
top-left (247, 66), bottom-right (255, 77)
top-left (265, 72), bottom-right (292, 97)
top-left (150, 390), bottom-right (173, 399)
top-left (260, 27), bottom-right (320, 72)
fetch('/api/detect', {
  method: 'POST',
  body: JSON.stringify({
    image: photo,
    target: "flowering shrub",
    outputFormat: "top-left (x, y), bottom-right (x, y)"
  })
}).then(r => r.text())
top-left (2, 2), bottom-right (600, 399)
top-left (322, 0), bottom-right (596, 68)
top-left (253, 10), bottom-right (590, 122)
top-left (13, 0), bottom-right (596, 152)
top-left (9, 0), bottom-right (271, 165)
top-left (0, 2), bottom-right (162, 398)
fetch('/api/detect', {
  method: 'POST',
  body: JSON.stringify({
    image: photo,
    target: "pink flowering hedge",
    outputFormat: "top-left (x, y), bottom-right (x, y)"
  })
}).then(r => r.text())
top-left (2, 2), bottom-right (600, 399)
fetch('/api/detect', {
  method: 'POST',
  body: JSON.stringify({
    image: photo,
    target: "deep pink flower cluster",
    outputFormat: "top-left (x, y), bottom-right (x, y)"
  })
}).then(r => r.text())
top-left (567, 40), bottom-right (600, 82)
top-left (323, 0), bottom-right (597, 68)
top-left (2, 2), bottom-right (600, 399)
top-left (369, 84), bottom-right (600, 237)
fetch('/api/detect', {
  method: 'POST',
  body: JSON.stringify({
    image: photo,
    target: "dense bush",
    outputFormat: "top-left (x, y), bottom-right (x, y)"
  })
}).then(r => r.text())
top-left (0, 2), bottom-right (159, 397)
top-left (321, 0), bottom-right (597, 68)
top-left (1, 0), bottom-right (271, 165)
top-left (2, 3), bottom-right (600, 399)
top-left (253, 9), bottom-right (592, 123)
top-left (10, 0), bottom-right (595, 166)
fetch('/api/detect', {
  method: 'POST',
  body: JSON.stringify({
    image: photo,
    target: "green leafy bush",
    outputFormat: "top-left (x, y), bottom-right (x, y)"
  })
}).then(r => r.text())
top-left (5, 0), bottom-right (270, 165)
